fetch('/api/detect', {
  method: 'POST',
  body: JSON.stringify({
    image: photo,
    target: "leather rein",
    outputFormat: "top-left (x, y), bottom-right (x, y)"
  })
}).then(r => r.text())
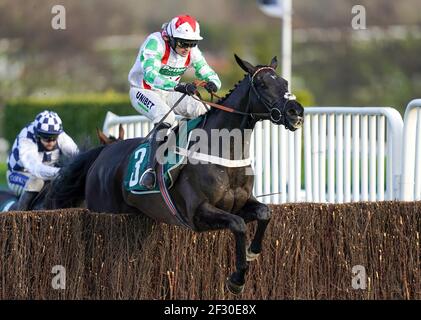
top-left (192, 67), bottom-right (296, 123)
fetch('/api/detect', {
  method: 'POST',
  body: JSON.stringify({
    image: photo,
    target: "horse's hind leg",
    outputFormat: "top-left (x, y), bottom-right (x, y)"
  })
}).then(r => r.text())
top-left (194, 202), bottom-right (248, 295)
top-left (237, 197), bottom-right (271, 261)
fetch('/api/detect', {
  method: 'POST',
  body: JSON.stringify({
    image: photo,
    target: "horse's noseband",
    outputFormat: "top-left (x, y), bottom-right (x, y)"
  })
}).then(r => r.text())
top-left (284, 92), bottom-right (296, 101)
top-left (270, 103), bottom-right (283, 123)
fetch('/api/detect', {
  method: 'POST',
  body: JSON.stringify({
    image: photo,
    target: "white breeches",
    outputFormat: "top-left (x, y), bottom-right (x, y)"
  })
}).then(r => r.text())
top-left (129, 87), bottom-right (208, 125)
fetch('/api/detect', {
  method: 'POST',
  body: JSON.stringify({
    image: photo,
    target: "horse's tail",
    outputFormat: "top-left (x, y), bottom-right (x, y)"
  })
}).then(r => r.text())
top-left (45, 145), bottom-right (105, 209)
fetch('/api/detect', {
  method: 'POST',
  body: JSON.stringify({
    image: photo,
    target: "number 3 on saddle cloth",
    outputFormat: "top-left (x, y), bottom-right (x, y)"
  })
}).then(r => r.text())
top-left (124, 116), bottom-right (205, 195)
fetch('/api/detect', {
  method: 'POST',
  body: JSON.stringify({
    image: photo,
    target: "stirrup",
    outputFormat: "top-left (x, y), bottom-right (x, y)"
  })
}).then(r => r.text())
top-left (139, 168), bottom-right (157, 189)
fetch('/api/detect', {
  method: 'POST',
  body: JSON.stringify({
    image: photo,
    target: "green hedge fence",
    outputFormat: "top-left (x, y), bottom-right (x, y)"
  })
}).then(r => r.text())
top-left (3, 92), bottom-right (137, 146)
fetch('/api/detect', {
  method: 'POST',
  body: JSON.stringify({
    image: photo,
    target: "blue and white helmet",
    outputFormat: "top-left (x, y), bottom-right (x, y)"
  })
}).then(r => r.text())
top-left (33, 110), bottom-right (63, 136)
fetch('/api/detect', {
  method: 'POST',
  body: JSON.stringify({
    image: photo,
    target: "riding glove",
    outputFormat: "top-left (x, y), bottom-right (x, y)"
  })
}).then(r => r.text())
top-left (174, 82), bottom-right (197, 96)
top-left (204, 81), bottom-right (218, 94)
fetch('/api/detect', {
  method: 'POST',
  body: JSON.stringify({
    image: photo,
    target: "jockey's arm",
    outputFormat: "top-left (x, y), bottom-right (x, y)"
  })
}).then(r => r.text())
top-left (18, 138), bottom-right (60, 180)
top-left (57, 132), bottom-right (79, 157)
top-left (190, 47), bottom-right (221, 90)
top-left (142, 38), bottom-right (178, 91)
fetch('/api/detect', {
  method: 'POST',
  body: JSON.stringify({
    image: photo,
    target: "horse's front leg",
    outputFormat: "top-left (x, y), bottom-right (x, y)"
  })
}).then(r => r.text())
top-left (194, 201), bottom-right (248, 295)
top-left (237, 196), bottom-right (271, 261)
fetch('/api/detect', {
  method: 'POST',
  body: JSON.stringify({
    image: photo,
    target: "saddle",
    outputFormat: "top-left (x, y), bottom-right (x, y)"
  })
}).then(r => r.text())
top-left (124, 115), bottom-right (206, 195)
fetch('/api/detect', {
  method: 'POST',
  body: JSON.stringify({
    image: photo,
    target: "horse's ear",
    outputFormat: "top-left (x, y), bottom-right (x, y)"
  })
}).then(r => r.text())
top-left (118, 124), bottom-right (125, 140)
top-left (270, 56), bottom-right (278, 69)
top-left (96, 127), bottom-right (110, 145)
top-left (234, 54), bottom-right (256, 74)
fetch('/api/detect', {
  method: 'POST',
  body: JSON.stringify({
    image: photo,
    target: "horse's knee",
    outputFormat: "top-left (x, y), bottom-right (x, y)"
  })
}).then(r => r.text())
top-left (230, 216), bottom-right (246, 235)
top-left (257, 205), bottom-right (271, 221)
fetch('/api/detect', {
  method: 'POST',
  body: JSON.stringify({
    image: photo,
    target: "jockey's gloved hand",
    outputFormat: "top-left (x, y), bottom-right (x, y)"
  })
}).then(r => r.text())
top-left (174, 82), bottom-right (197, 96)
top-left (204, 81), bottom-right (218, 94)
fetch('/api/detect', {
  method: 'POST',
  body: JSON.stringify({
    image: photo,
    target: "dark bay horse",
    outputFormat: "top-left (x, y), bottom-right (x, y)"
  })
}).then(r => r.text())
top-left (0, 182), bottom-right (52, 212)
top-left (0, 190), bottom-right (18, 212)
top-left (46, 54), bottom-right (304, 294)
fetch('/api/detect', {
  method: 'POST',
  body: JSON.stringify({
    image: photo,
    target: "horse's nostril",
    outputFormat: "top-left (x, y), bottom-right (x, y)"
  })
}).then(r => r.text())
top-left (293, 117), bottom-right (304, 128)
top-left (287, 108), bottom-right (297, 116)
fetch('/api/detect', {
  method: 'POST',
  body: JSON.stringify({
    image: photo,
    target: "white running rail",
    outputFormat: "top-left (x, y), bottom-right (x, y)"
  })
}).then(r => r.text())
top-left (303, 107), bottom-right (403, 203)
top-left (103, 112), bottom-right (154, 139)
top-left (400, 99), bottom-right (421, 201)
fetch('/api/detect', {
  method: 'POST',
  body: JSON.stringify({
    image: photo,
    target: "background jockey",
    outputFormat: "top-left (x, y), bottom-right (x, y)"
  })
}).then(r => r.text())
top-left (6, 110), bottom-right (79, 210)
top-left (128, 14), bottom-right (221, 190)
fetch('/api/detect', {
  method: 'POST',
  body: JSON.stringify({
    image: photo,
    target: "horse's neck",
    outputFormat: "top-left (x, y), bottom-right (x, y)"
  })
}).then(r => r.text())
top-left (203, 77), bottom-right (256, 160)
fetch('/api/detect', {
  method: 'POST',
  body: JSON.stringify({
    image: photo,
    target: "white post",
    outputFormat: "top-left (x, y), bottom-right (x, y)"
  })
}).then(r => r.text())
top-left (282, 0), bottom-right (292, 84)
top-left (377, 116), bottom-right (385, 200)
top-left (336, 114), bottom-right (344, 203)
top-left (327, 114), bottom-right (335, 202)
top-left (369, 116), bottom-right (377, 201)
top-left (255, 122), bottom-right (263, 199)
top-left (319, 115), bottom-right (327, 203)
top-left (352, 115), bottom-right (360, 202)
top-left (361, 115), bottom-right (369, 201)
top-left (311, 115), bottom-right (319, 202)
top-left (304, 114), bottom-right (313, 202)
top-left (280, 127), bottom-right (287, 203)
top-left (257, 0), bottom-right (293, 85)
top-left (400, 99), bottom-right (421, 200)
top-left (344, 114), bottom-right (351, 202)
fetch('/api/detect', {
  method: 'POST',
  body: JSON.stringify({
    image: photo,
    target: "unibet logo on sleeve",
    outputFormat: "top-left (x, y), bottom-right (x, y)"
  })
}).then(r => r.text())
top-left (159, 65), bottom-right (187, 76)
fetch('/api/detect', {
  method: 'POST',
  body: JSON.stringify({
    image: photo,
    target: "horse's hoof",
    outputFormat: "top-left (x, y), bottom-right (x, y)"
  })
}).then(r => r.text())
top-left (246, 246), bottom-right (260, 262)
top-left (225, 277), bottom-right (245, 295)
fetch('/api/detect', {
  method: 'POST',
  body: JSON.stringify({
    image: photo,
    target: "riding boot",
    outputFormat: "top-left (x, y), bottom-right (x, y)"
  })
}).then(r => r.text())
top-left (15, 191), bottom-right (38, 211)
top-left (139, 122), bottom-right (171, 189)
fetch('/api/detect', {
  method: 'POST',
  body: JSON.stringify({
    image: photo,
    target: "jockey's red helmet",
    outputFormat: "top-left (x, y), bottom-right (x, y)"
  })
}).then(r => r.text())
top-left (166, 15), bottom-right (203, 41)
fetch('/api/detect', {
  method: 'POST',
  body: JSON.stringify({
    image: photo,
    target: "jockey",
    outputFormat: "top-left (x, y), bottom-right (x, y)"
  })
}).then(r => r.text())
top-left (6, 110), bottom-right (79, 210)
top-left (128, 14), bottom-right (221, 189)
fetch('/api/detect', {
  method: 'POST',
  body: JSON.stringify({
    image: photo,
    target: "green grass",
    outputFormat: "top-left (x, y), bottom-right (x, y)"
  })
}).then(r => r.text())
top-left (0, 162), bottom-right (7, 188)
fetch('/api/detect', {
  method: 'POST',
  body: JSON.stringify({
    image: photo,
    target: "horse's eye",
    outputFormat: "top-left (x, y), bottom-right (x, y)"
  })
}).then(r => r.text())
top-left (259, 82), bottom-right (267, 89)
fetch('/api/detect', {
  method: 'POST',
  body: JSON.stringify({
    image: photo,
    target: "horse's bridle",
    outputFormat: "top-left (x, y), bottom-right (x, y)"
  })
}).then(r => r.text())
top-left (249, 67), bottom-right (297, 124)
top-left (191, 66), bottom-right (296, 124)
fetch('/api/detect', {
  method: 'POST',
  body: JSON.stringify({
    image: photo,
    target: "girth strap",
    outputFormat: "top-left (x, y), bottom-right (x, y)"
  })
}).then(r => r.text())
top-left (157, 163), bottom-right (191, 229)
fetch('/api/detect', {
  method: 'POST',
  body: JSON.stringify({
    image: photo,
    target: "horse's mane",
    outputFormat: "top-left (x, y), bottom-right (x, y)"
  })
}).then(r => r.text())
top-left (216, 63), bottom-right (273, 105)
top-left (216, 74), bottom-right (248, 105)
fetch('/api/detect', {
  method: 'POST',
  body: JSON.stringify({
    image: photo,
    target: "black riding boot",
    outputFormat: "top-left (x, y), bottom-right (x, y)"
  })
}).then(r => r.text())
top-left (15, 191), bottom-right (38, 211)
top-left (139, 122), bottom-right (171, 189)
